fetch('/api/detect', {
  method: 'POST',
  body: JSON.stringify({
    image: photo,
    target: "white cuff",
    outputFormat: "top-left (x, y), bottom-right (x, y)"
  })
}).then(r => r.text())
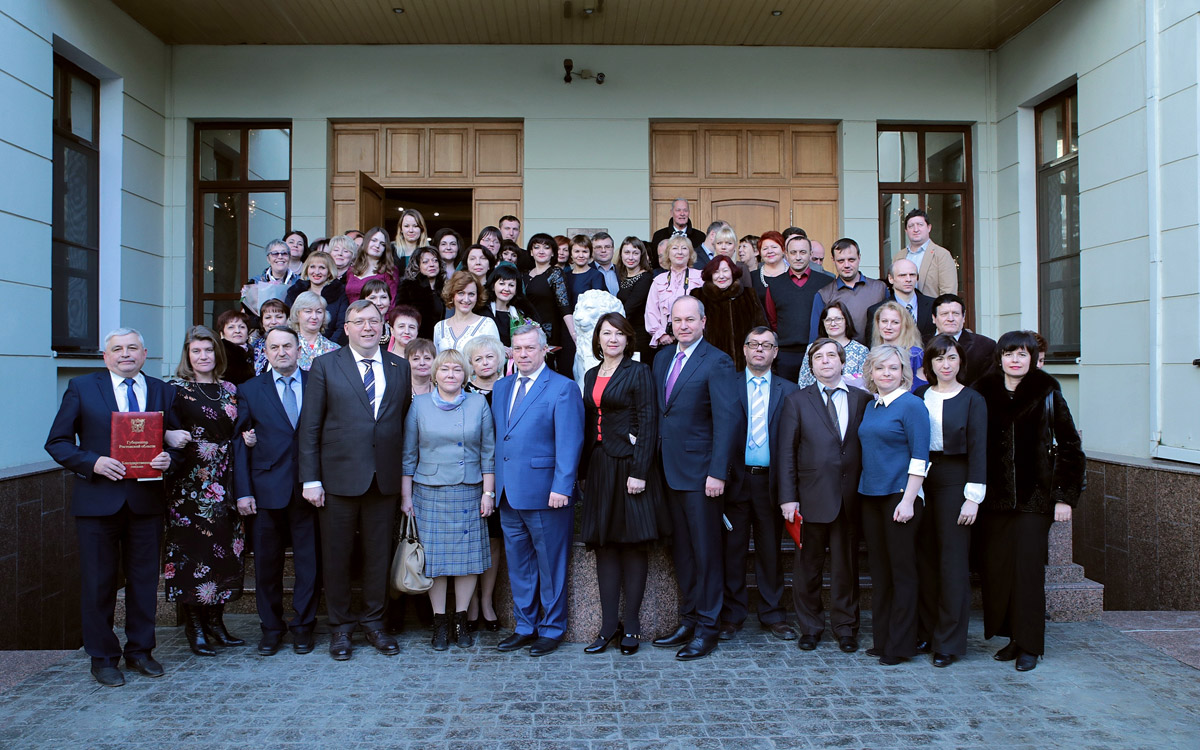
top-left (302, 481), bottom-right (322, 490)
top-left (907, 458), bottom-right (928, 477)
top-left (963, 483), bottom-right (986, 504)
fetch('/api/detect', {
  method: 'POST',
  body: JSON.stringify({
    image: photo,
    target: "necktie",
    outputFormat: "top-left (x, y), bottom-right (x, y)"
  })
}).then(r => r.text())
top-left (664, 351), bottom-right (686, 402)
top-left (672, 228), bottom-right (686, 237)
top-left (824, 387), bottom-right (842, 439)
top-left (361, 359), bottom-right (376, 416)
top-left (906, 302), bottom-right (915, 320)
top-left (123, 378), bottom-right (139, 412)
top-left (509, 376), bottom-right (530, 419)
top-left (749, 377), bottom-right (768, 449)
top-left (279, 375), bottom-right (299, 428)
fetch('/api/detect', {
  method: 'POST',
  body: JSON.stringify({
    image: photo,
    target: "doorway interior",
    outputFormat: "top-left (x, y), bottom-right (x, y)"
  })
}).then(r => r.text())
top-left (384, 188), bottom-right (474, 241)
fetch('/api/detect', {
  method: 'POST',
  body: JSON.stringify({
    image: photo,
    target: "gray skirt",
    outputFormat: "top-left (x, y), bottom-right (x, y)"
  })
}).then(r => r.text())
top-left (413, 481), bottom-right (491, 577)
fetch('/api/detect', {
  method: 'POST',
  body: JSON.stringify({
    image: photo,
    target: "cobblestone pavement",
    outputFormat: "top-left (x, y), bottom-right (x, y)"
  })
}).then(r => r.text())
top-left (1, 614), bottom-right (1198, 749)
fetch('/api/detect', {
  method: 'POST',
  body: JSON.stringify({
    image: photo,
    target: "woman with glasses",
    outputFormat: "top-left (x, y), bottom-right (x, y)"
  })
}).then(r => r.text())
top-left (798, 301), bottom-right (869, 389)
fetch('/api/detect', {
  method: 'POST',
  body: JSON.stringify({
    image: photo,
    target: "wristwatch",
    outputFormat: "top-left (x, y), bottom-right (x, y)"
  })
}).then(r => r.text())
top-left (484, 491), bottom-right (496, 499)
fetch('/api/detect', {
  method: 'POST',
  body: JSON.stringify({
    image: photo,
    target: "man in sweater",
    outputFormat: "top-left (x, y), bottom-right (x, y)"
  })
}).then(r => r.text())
top-left (764, 233), bottom-right (833, 381)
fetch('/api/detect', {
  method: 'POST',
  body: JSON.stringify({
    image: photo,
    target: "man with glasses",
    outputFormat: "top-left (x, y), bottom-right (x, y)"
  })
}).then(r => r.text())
top-left (300, 300), bottom-right (411, 661)
top-left (719, 327), bottom-right (799, 643)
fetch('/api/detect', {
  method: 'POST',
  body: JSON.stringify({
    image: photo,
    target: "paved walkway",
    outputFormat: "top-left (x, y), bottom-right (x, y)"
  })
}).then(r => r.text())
top-left (0, 614), bottom-right (1198, 749)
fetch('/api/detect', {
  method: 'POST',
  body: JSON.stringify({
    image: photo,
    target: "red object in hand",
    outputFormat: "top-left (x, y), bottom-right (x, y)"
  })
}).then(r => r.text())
top-left (784, 512), bottom-right (803, 549)
top-left (110, 411), bottom-right (164, 480)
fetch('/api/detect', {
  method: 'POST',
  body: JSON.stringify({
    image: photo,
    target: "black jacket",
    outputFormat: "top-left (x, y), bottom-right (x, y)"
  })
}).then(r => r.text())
top-left (580, 358), bottom-right (658, 481)
top-left (777, 384), bottom-right (871, 525)
top-left (975, 368), bottom-right (1085, 514)
top-left (913, 384), bottom-right (987, 485)
top-left (650, 221), bottom-right (706, 269)
top-left (958, 329), bottom-right (997, 386)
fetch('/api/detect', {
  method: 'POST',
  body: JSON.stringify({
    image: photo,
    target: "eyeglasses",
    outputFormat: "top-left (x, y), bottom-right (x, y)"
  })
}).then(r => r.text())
top-left (744, 342), bottom-right (778, 351)
top-left (346, 318), bottom-right (381, 329)
top-left (268, 251), bottom-right (289, 257)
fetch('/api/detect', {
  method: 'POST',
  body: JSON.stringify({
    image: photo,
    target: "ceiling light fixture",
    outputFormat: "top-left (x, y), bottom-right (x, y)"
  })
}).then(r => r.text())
top-left (392, 7), bottom-right (405, 14)
top-left (772, 10), bottom-right (782, 16)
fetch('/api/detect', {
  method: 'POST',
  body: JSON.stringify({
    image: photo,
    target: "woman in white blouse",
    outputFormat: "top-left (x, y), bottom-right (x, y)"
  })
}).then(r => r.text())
top-left (644, 235), bottom-right (702, 364)
top-left (433, 271), bottom-right (500, 355)
top-left (914, 334), bottom-right (987, 668)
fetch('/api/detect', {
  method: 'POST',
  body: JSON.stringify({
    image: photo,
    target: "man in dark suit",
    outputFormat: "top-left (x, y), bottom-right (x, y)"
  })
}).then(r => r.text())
top-left (492, 323), bottom-right (585, 657)
top-left (650, 198), bottom-right (707, 269)
top-left (651, 295), bottom-right (741, 660)
top-left (299, 299), bottom-right (411, 661)
top-left (778, 338), bottom-right (871, 653)
top-left (720, 327), bottom-right (799, 642)
top-left (932, 293), bottom-right (996, 386)
top-left (45, 328), bottom-right (178, 687)
top-left (233, 326), bottom-right (320, 656)
top-left (864, 258), bottom-right (936, 344)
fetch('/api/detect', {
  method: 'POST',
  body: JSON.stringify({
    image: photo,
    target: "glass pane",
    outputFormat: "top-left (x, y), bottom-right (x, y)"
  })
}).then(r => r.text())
top-left (924, 193), bottom-right (964, 292)
top-left (206, 299), bottom-right (241, 331)
top-left (879, 192), bottom-right (920, 264)
top-left (52, 241), bottom-right (98, 348)
top-left (199, 129), bottom-right (242, 181)
top-left (248, 192), bottom-right (288, 266)
top-left (1037, 163), bottom-right (1079, 261)
top-left (69, 74), bottom-right (96, 142)
top-left (877, 131), bottom-right (919, 182)
top-left (57, 140), bottom-right (98, 246)
top-left (1068, 92), bottom-right (1078, 154)
top-left (1041, 256), bottom-right (1080, 355)
top-left (201, 192), bottom-right (244, 295)
top-left (248, 128), bottom-right (291, 181)
top-left (925, 132), bottom-right (964, 183)
top-left (1040, 104), bottom-right (1065, 164)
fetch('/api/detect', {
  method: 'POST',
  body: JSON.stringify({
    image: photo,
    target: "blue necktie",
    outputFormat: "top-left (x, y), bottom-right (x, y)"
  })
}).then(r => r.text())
top-left (123, 378), bottom-right (140, 412)
top-left (279, 375), bottom-right (299, 427)
top-left (509, 377), bottom-right (530, 419)
top-left (361, 360), bottom-right (376, 416)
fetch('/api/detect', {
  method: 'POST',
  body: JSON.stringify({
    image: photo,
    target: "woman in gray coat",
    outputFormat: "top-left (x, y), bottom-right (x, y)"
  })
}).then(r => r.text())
top-left (401, 349), bottom-right (496, 651)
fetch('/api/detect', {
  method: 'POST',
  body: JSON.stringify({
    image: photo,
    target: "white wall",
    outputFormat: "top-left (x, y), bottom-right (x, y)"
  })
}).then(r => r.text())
top-left (0, 0), bottom-right (170, 469)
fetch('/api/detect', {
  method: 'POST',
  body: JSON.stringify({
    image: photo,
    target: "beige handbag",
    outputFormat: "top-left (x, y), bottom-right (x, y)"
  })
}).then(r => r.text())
top-left (390, 514), bottom-right (433, 594)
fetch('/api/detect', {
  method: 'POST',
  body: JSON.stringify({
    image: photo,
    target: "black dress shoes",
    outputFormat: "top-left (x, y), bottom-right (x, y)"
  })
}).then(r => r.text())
top-left (292, 629), bottom-right (315, 655)
top-left (762, 621), bottom-right (797, 641)
top-left (879, 654), bottom-right (907, 666)
top-left (838, 636), bottom-right (859, 653)
top-left (798, 634), bottom-right (819, 651)
top-left (993, 640), bottom-right (1020, 661)
top-left (257, 632), bottom-right (283, 656)
top-left (915, 640), bottom-right (931, 654)
top-left (497, 632), bottom-right (538, 652)
top-left (620, 635), bottom-right (640, 655)
top-left (482, 617), bottom-right (500, 632)
top-left (866, 647), bottom-right (883, 657)
top-left (932, 652), bottom-right (956, 668)
top-left (125, 655), bottom-right (164, 677)
top-left (529, 637), bottom-right (561, 657)
top-left (652, 624), bottom-right (694, 648)
top-left (329, 631), bottom-right (353, 661)
top-left (676, 635), bottom-right (719, 661)
top-left (91, 664), bottom-right (124, 687)
top-left (365, 629), bottom-right (400, 656)
top-left (717, 621), bottom-right (740, 641)
top-left (1015, 652), bottom-right (1038, 672)
top-left (584, 623), bottom-right (622, 654)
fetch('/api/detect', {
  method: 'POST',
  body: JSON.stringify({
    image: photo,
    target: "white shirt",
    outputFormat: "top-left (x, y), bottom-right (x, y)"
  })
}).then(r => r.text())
top-left (906, 240), bottom-right (929, 270)
top-left (922, 386), bottom-right (986, 503)
top-left (350, 347), bottom-right (386, 420)
top-left (508, 362), bottom-right (547, 414)
top-left (817, 379), bottom-right (849, 440)
top-left (109, 371), bottom-right (147, 412)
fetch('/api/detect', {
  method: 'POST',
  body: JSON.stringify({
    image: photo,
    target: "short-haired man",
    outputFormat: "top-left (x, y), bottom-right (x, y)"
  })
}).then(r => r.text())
top-left (45, 328), bottom-right (179, 686)
top-left (499, 215), bottom-right (521, 243)
top-left (720, 327), bottom-right (799, 642)
top-left (894, 209), bottom-right (957, 297)
top-left (591, 231), bottom-right (619, 294)
top-left (651, 296), bottom-right (740, 660)
top-left (864, 258), bottom-right (936, 343)
top-left (778, 337), bottom-right (872, 653)
top-left (233, 326), bottom-right (321, 656)
top-left (300, 299), bottom-right (411, 661)
top-left (766, 233), bottom-right (834, 380)
top-left (809, 239), bottom-right (827, 272)
top-left (809, 238), bottom-right (889, 346)
top-left (694, 221), bottom-right (728, 270)
top-left (931, 294), bottom-right (996, 385)
top-left (651, 198), bottom-right (706, 269)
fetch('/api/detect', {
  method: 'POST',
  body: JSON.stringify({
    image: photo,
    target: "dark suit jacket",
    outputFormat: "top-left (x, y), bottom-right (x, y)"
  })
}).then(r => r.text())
top-left (233, 369), bottom-right (308, 509)
top-left (45, 371), bottom-right (179, 517)
top-left (777, 383), bottom-right (871, 525)
top-left (298, 346), bottom-right (410, 496)
top-left (727, 372), bottom-right (799, 501)
top-left (650, 223), bottom-right (707, 269)
top-left (864, 290), bottom-right (936, 344)
top-left (653, 338), bottom-right (741, 492)
top-left (913, 384), bottom-right (988, 485)
top-left (958, 329), bottom-right (997, 386)
top-left (580, 358), bottom-right (657, 481)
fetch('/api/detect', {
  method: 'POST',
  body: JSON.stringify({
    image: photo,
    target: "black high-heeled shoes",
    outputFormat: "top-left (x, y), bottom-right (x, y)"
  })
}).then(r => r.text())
top-left (482, 616), bottom-right (499, 632)
top-left (584, 622), bottom-right (623, 654)
top-left (620, 634), bottom-right (641, 655)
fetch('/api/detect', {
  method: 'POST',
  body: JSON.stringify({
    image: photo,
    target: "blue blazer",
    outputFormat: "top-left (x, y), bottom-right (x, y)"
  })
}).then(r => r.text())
top-left (45, 370), bottom-right (180, 517)
top-left (653, 338), bottom-right (741, 492)
top-left (728, 372), bottom-right (799, 500)
top-left (233, 369), bottom-right (308, 510)
top-left (491, 367), bottom-right (584, 510)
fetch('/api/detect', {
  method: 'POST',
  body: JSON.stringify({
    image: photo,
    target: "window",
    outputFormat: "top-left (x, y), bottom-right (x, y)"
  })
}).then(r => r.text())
top-left (1035, 89), bottom-right (1080, 360)
top-left (51, 56), bottom-right (100, 351)
top-left (193, 123), bottom-right (291, 328)
top-left (876, 125), bottom-right (973, 315)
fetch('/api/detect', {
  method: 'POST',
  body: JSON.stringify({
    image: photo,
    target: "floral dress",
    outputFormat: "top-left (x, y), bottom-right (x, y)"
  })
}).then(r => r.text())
top-left (297, 333), bottom-right (340, 371)
top-left (164, 380), bottom-right (245, 605)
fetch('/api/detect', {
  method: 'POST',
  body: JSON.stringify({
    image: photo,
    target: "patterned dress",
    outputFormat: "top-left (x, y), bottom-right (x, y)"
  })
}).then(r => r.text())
top-left (164, 380), bottom-right (245, 605)
top-left (297, 333), bottom-right (340, 371)
top-left (798, 339), bottom-right (870, 388)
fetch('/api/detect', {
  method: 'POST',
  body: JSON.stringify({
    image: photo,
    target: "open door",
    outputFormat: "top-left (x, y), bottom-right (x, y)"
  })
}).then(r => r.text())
top-left (356, 171), bottom-right (385, 233)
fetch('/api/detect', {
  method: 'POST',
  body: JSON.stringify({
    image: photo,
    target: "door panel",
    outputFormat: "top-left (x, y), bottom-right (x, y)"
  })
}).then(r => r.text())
top-left (703, 188), bottom-right (783, 237)
top-left (356, 171), bottom-right (385, 234)
top-left (472, 186), bottom-right (521, 234)
top-left (791, 191), bottom-right (839, 272)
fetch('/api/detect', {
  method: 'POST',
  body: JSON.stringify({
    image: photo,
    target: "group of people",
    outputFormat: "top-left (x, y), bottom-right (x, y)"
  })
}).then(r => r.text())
top-left (46, 202), bottom-right (1084, 688)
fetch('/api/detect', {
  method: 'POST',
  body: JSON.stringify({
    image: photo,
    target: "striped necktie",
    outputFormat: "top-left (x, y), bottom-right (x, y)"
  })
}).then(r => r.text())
top-left (361, 359), bottom-right (376, 416)
top-left (749, 377), bottom-right (768, 449)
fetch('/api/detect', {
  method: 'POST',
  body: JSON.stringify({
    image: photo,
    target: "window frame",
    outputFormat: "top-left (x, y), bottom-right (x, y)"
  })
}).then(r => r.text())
top-left (1034, 88), bottom-right (1081, 362)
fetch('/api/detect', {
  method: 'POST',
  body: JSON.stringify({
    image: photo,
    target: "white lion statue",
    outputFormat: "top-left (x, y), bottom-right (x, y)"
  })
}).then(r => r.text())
top-left (572, 289), bottom-right (626, 391)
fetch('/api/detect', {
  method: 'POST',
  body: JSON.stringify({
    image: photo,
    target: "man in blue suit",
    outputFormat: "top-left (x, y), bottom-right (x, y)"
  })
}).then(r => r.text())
top-left (233, 327), bottom-right (321, 656)
top-left (45, 328), bottom-right (178, 687)
top-left (651, 296), bottom-right (740, 660)
top-left (491, 323), bottom-right (584, 657)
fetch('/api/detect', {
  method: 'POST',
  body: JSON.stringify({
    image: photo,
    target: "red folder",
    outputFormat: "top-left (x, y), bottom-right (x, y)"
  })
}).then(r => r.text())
top-left (110, 411), bottom-right (164, 480)
top-left (784, 513), bottom-right (803, 549)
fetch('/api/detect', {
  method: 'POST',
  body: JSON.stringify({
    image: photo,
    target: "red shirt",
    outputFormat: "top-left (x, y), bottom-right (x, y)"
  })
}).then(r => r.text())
top-left (592, 375), bottom-right (611, 441)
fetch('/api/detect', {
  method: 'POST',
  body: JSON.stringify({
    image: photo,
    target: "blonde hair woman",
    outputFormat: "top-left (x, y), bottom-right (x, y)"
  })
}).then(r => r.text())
top-left (870, 300), bottom-right (927, 390)
top-left (644, 235), bottom-right (702, 360)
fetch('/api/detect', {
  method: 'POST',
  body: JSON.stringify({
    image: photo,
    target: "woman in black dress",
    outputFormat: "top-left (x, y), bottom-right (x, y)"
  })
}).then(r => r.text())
top-left (396, 246), bottom-right (446, 341)
top-left (580, 313), bottom-right (670, 654)
top-left (615, 237), bottom-right (654, 364)
top-left (216, 309), bottom-right (255, 385)
top-left (523, 233), bottom-right (574, 373)
top-left (166, 325), bottom-right (247, 656)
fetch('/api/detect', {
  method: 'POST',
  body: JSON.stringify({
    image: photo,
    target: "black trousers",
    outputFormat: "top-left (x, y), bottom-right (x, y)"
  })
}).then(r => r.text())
top-left (916, 455), bottom-right (973, 655)
top-left (320, 478), bottom-right (396, 633)
top-left (774, 349), bottom-right (807, 382)
top-left (722, 471), bottom-right (786, 626)
top-left (792, 503), bottom-right (860, 638)
top-left (76, 506), bottom-right (163, 667)
top-left (252, 492), bottom-right (321, 635)
top-left (860, 492), bottom-right (923, 658)
top-left (666, 487), bottom-right (724, 639)
top-left (981, 510), bottom-right (1053, 655)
